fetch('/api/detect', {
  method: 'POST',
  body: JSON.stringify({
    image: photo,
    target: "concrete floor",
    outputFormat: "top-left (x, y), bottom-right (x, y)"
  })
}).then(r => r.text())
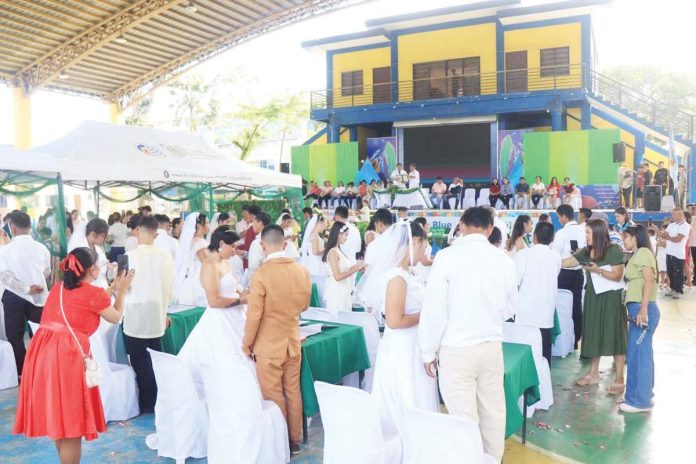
top-left (1, 288), bottom-right (693, 463)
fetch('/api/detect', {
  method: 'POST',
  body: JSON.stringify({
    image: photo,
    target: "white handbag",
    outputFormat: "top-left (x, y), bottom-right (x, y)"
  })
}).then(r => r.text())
top-left (59, 283), bottom-right (101, 388)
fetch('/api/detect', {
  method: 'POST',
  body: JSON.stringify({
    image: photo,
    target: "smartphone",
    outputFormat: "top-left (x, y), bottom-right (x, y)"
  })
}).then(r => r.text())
top-left (570, 240), bottom-right (578, 252)
top-left (117, 254), bottom-right (129, 276)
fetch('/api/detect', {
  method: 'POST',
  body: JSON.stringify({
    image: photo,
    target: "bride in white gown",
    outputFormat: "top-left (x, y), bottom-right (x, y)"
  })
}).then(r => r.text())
top-left (359, 220), bottom-right (440, 449)
top-left (174, 212), bottom-right (209, 306)
top-left (178, 226), bottom-right (255, 381)
top-left (323, 221), bottom-right (364, 314)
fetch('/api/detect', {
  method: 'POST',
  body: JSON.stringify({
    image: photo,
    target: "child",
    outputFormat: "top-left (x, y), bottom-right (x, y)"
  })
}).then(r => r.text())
top-left (656, 225), bottom-right (668, 290)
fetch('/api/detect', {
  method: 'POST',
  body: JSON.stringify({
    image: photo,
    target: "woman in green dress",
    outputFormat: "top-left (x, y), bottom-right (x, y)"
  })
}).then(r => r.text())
top-left (562, 218), bottom-right (627, 394)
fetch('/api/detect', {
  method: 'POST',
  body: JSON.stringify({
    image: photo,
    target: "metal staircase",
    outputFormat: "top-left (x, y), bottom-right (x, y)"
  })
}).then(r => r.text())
top-left (588, 68), bottom-right (695, 145)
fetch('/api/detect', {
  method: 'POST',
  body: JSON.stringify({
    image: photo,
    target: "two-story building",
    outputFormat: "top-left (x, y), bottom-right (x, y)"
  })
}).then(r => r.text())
top-left (302, 0), bottom-right (694, 198)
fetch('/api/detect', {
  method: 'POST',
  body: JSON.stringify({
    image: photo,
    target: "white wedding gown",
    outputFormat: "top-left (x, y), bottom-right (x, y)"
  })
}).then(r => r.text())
top-left (178, 270), bottom-right (256, 385)
top-left (323, 248), bottom-right (352, 313)
top-left (371, 268), bottom-right (440, 442)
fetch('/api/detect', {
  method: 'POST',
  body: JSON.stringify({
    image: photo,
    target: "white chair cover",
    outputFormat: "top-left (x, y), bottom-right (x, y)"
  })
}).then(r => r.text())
top-left (148, 349), bottom-right (207, 462)
top-left (570, 188), bottom-right (582, 210)
top-left (503, 322), bottom-right (553, 416)
top-left (447, 197), bottom-right (457, 209)
top-left (0, 340), bottom-right (18, 390)
top-left (661, 195), bottom-right (675, 212)
top-left (201, 362), bottom-right (289, 464)
top-left (374, 192), bottom-right (392, 208)
top-left (402, 408), bottom-right (496, 464)
top-left (476, 188), bottom-right (490, 206)
top-left (337, 311), bottom-right (380, 392)
top-left (463, 188), bottom-right (477, 208)
top-left (552, 290), bottom-right (575, 358)
top-left (314, 382), bottom-right (400, 464)
top-left (301, 307), bottom-right (338, 322)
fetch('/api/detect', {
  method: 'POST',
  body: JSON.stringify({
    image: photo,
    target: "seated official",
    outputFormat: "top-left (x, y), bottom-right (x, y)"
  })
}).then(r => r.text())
top-left (515, 177), bottom-right (530, 209)
top-left (429, 177), bottom-right (448, 209)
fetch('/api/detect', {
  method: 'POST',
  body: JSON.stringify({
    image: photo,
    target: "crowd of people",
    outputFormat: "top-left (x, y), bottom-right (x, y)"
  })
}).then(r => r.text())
top-left (1, 198), bottom-right (695, 463)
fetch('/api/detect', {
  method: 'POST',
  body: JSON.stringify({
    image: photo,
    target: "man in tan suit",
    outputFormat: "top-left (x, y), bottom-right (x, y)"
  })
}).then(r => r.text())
top-left (243, 224), bottom-right (311, 454)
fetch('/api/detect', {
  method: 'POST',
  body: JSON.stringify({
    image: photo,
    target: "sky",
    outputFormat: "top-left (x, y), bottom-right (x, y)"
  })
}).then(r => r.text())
top-left (1, 0), bottom-right (694, 147)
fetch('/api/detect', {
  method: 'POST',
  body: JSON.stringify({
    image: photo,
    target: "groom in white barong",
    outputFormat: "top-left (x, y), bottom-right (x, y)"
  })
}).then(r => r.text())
top-left (419, 206), bottom-right (518, 463)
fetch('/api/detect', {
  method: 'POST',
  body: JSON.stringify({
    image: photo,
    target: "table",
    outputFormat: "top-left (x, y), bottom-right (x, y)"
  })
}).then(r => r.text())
top-left (161, 306), bottom-right (206, 355)
top-left (310, 283), bottom-right (321, 308)
top-left (503, 342), bottom-right (540, 441)
top-left (300, 319), bottom-right (371, 442)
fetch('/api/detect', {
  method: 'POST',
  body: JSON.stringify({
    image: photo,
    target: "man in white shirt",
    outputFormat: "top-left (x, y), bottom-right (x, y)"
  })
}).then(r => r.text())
top-left (123, 215), bottom-right (174, 413)
top-left (446, 177), bottom-right (464, 209)
top-left (153, 214), bottom-right (178, 261)
top-left (246, 211), bottom-right (273, 284)
top-left (420, 207), bottom-right (517, 463)
top-left (552, 204), bottom-right (586, 348)
top-left (408, 163), bottom-right (420, 189)
top-left (390, 163), bottom-right (408, 189)
top-left (514, 221), bottom-right (561, 366)
top-left (487, 207), bottom-right (508, 250)
top-left (235, 204), bottom-right (253, 239)
top-left (364, 208), bottom-right (394, 267)
top-left (660, 207), bottom-right (691, 298)
top-left (429, 177), bottom-right (448, 209)
top-left (333, 206), bottom-right (361, 264)
top-left (0, 210), bottom-right (51, 375)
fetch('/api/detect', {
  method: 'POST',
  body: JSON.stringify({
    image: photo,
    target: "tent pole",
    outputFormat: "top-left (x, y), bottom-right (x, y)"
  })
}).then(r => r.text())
top-left (56, 174), bottom-right (68, 257)
top-left (95, 181), bottom-right (100, 218)
top-left (207, 183), bottom-right (215, 219)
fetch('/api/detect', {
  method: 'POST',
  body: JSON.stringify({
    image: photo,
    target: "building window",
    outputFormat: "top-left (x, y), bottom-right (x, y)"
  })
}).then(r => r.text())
top-left (413, 57), bottom-right (480, 100)
top-left (540, 47), bottom-right (570, 77)
top-left (341, 71), bottom-right (363, 96)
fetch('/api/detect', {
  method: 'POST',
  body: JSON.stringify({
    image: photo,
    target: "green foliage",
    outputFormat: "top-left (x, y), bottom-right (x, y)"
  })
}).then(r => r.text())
top-left (124, 98), bottom-right (153, 126)
top-left (168, 74), bottom-right (220, 134)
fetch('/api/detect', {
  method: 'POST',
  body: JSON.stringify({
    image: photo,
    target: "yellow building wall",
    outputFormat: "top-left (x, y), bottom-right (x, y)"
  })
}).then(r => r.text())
top-left (309, 132), bottom-right (327, 145)
top-left (643, 146), bottom-right (669, 168)
top-left (339, 128), bottom-right (350, 142)
top-left (591, 114), bottom-right (635, 168)
top-left (332, 46), bottom-right (391, 108)
top-left (567, 108), bottom-right (582, 131)
top-left (397, 22), bottom-right (498, 101)
top-left (504, 23), bottom-right (583, 91)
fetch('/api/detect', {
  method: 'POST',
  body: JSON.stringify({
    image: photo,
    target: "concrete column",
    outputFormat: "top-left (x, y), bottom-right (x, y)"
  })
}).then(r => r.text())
top-left (349, 126), bottom-right (358, 142)
top-left (108, 102), bottom-right (122, 124)
top-left (551, 109), bottom-right (564, 131)
top-left (328, 121), bottom-right (340, 143)
top-left (12, 87), bottom-right (31, 149)
top-left (581, 101), bottom-right (592, 130)
top-left (634, 132), bottom-right (646, 170)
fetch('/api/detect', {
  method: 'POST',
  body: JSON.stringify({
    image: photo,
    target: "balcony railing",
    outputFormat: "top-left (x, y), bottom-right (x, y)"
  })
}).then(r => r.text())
top-left (310, 64), bottom-right (586, 110)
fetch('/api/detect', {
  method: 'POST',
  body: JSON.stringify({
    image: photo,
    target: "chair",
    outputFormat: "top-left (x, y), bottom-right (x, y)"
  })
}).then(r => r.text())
top-left (301, 306), bottom-right (337, 322)
top-left (0, 340), bottom-right (18, 390)
top-left (201, 362), bottom-right (289, 464)
top-left (463, 188), bottom-right (477, 209)
top-left (552, 290), bottom-right (575, 358)
top-left (402, 408), bottom-right (496, 464)
top-left (476, 188), bottom-right (490, 206)
top-left (314, 382), bottom-right (400, 464)
top-left (147, 349), bottom-right (207, 463)
top-left (337, 311), bottom-right (380, 392)
top-left (503, 322), bottom-right (553, 416)
top-left (570, 187), bottom-right (582, 210)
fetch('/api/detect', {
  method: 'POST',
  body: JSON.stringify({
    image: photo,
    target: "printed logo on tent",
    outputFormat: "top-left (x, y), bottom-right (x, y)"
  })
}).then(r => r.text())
top-left (135, 144), bottom-right (165, 157)
top-left (163, 170), bottom-right (170, 179)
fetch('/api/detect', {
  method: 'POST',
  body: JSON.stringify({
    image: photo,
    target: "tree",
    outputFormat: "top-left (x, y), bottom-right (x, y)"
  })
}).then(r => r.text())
top-left (602, 65), bottom-right (696, 113)
top-left (168, 74), bottom-right (220, 134)
top-left (124, 98), bottom-right (153, 126)
top-left (228, 93), bottom-right (308, 161)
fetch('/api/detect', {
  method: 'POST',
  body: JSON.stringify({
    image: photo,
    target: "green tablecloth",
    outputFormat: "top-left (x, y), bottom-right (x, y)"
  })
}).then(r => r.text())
top-left (300, 320), bottom-right (371, 417)
top-left (310, 283), bottom-right (321, 307)
top-left (503, 342), bottom-right (540, 438)
top-left (161, 307), bottom-right (206, 355)
top-left (552, 310), bottom-right (561, 344)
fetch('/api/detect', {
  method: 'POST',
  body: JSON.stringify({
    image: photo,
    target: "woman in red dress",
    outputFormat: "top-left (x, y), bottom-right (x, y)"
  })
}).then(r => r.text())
top-left (14, 247), bottom-right (133, 464)
top-left (489, 177), bottom-right (501, 207)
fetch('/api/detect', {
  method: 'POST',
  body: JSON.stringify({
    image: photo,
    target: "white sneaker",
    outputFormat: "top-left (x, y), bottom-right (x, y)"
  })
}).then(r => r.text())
top-left (619, 402), bottom-right (652, 413)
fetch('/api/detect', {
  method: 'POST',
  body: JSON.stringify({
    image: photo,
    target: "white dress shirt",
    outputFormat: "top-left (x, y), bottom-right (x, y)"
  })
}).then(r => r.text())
top-left (419, 234), bottom-right (518, 363)
top-left (125, 235), bottom-right (139, 252)
top-left (228, 255), bottom-right (244, 283)
top-left (247, 236), bottom-right (264, 278)
top-left (0, 235), bottom-right (51, 305)
top-left (154, 229), bottom-right (179, 261)
top-left (340, 222), bottom-right (362, 264)
top-left (665, 220), bottom-right (691, 259)
top-left (364, 231), bottom-right (384, 266)
top-left (391, 169), bottom-right (408, 189)
top-left (408, 170), bottom-right (420, 189)
top-left (552, 221), bottom-right (586, 270)
top-left (514, 244), bottom-right (561, 329)
top-left (123, 245), bottom-right (174, 339)
top-left (108, 222), bottom-right (128, 247)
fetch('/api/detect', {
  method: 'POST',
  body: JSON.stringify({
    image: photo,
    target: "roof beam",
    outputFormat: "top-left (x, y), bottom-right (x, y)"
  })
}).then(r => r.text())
top-left (109, 0), bottom-right (366, 109)
top-left (15, 0), bottom-right (186, 93)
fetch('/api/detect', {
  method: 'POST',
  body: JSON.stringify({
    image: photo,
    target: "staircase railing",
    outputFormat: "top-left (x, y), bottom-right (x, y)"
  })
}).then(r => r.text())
top-left (588, 68), bottom-right (695, 143)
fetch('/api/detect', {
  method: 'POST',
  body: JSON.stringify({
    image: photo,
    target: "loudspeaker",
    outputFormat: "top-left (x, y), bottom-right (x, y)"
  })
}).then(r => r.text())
top-left (280, 162), bottom-right (290, 174)
top-left (644, 185), bottom-right (662, 212)
top-left (613, 143), bottom-right (625, 163)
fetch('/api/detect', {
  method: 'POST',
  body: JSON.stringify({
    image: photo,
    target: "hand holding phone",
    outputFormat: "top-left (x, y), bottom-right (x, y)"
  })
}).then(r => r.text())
top-left (117, 254), bottom-right (129, 275)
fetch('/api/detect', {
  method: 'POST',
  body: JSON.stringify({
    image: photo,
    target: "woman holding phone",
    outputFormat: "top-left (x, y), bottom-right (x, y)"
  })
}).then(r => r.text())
top-left (562, 219), bottom-right (626, 394)
top-left (620, 225), bottom-right (660, 413)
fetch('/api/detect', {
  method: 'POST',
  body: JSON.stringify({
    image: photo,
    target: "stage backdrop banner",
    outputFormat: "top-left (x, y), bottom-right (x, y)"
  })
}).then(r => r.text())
top-left (498, 130), bottom-right (531, 186)
top-left (523, 129), bottom-right (621, 184)
top-left (366, 137), bottom-right (397, 183)
top-left (291, 142), bottom-right (358, 185)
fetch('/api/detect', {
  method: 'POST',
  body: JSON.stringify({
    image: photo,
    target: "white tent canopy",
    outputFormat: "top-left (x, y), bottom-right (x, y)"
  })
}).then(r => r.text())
top-left (28, 121), bottom-right (301, 189)
top-left (0, 145), bottom-right (61, 180)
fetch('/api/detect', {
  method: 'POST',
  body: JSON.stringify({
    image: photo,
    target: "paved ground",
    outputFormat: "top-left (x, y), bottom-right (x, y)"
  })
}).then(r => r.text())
top-left (1, 289), bottom-right (693, 463)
